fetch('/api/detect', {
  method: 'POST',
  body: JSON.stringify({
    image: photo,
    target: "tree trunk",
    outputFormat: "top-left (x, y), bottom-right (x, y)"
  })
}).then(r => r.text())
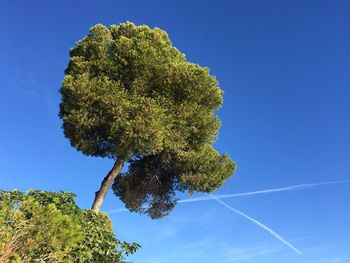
top-left (91, 158), bottom-right (125, 212)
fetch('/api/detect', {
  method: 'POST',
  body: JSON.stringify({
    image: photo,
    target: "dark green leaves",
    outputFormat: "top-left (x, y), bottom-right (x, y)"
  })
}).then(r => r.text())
top-left (113, 153), bottom-right (178, 219)
top-left (113, 146), bottom-right (236, 219)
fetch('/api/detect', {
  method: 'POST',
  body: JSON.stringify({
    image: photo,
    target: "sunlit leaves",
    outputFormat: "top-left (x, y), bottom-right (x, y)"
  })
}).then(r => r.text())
top-left (59, 22), bottom-right (236, 219)
top-left (0, 190), bottom-right (139, 262)
top-left (60, 22), bottom-right (225, 159)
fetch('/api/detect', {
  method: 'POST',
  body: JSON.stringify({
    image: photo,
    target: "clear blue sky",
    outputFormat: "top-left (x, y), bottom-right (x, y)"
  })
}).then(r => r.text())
top-left (1, 1), bottom-right (349, 262)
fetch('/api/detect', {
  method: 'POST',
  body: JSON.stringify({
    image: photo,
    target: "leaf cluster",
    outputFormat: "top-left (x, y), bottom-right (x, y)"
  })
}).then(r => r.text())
top-left (0, 190), bottom-right (139, 262)
top-left (113, 145), bottom-right (235, 219)
top-left (60, 22), bottom-right (223, 159)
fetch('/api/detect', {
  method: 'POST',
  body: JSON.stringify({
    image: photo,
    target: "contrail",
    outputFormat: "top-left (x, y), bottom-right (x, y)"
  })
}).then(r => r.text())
top-left (178, 180), bottom-right (350, 203)
top-left (106, 207), bottom-right (128, 214)
top-left (106, 180), bottom-right (350, 214)
top-left (209, 194), bottom-right (303, 255)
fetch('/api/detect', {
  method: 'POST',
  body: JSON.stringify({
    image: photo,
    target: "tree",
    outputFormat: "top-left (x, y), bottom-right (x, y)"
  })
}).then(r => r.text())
top-left (59, 22), bottom-right (236, 215)
top-left (0, 190), bottom-right (139, 262)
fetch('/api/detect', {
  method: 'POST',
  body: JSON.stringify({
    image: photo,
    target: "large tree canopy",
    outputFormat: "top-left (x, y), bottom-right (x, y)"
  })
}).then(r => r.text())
top-left (59, 22), bottom-right (236, 215)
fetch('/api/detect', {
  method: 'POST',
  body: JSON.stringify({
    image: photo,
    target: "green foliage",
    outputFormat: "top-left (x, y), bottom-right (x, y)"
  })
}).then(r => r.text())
top-left (59, 22), bottom-right (236, 218)
top-left (0, 190), bottom-right (139, 262)
top-left (113, 145), bottom-right (236, 219)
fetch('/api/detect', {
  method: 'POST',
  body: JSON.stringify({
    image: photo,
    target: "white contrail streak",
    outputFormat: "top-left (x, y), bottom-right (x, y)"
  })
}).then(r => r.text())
top-left (209, 194), bottom-right (303, 255)
top-left (106, 208), bottom-right (128, 214)
top-left (106, 180), bottom-right (350, 214)
top-left (178, 180), bottom-right (350, 203)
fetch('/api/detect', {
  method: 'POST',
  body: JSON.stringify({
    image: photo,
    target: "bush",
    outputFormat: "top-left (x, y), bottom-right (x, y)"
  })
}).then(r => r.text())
top-left (0, 190), bottom-right (139, 262)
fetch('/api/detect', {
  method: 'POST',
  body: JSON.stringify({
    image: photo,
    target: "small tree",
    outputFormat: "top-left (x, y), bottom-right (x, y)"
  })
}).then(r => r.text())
top-left (59, 22), bottom-right (236, 215)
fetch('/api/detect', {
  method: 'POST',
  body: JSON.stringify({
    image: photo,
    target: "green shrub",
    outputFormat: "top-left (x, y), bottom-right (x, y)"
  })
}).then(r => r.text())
top-left (0, 190), bottom-right (139, 262)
